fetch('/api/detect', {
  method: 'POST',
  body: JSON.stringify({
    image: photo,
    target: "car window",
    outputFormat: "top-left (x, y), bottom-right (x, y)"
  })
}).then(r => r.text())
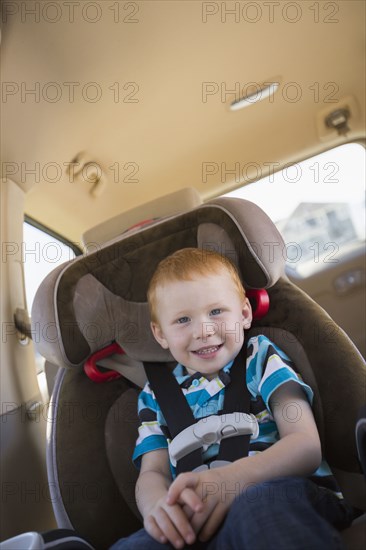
top-left (224, 143), bottom-right (365, 276)
top-left (23, 220), bottom-right (78, 312)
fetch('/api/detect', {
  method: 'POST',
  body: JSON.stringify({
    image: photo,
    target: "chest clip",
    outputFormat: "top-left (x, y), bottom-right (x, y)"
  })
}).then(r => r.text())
top-left (169, 413), bottom-right (259, 467)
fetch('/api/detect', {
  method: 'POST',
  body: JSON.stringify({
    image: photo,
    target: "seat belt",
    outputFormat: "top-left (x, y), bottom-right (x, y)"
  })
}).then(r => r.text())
top-left (143, 337), bottom-right (253, 475)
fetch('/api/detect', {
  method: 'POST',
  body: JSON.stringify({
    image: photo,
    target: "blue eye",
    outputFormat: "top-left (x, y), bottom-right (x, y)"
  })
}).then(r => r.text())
top-left (177, 316), bottom-right (190, 324)
top-left (210, 308), bottom-right (222, 316)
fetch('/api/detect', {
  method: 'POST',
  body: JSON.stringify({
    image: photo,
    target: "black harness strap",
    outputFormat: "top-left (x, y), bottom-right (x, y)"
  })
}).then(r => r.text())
top-left (143, 361), bottom-right (203, 473)
top-left (217, 339), bottom-right (251, 462)
top-left (144, 338), bottom-right (252, 474)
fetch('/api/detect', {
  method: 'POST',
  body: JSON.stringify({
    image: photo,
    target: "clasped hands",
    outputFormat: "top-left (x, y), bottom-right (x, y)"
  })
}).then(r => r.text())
top-left (144, 466), bottom-right (237, 549)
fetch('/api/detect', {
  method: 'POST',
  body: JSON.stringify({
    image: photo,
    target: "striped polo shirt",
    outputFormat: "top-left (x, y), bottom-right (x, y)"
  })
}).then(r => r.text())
top-left (132, 334), bottom-right (341, 496)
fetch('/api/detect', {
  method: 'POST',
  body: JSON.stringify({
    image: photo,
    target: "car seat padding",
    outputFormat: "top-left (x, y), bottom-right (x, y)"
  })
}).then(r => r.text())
top-left (48, 369), bottom-right (141, 549)
top-left (31, 197), bottom-right (365, 547)
top-left (105, 388), bottom-right (141, 522)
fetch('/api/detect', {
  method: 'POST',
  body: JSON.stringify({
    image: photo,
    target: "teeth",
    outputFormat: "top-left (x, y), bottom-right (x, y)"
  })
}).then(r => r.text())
top-left (195, 346), bottom-right (219, 355)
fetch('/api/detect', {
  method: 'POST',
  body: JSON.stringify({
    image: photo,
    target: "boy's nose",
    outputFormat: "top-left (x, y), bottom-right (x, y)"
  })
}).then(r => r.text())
top-left (193, 320), bottom-right (217, 340)
top-left (192, 321), bottom-right (203, 339)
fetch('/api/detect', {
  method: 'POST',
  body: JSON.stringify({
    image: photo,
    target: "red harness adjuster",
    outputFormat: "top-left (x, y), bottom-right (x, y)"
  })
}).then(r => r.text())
top-left (84, 342), bottom-right (124, 383)
top-left (246, 289), bottom-right (270, 320)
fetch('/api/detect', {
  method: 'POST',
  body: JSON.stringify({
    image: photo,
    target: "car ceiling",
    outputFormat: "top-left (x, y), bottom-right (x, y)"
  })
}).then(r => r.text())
top-left (1, 0), bottom-right (365, 242)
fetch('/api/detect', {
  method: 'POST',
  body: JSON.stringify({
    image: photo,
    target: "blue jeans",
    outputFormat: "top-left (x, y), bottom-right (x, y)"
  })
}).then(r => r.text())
top-left (109, 477), bottom-right (354, 550)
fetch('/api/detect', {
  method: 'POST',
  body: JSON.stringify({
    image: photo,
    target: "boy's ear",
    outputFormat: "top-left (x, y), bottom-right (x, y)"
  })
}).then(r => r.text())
top-left (242, 298), bottom-right (252, 329)
top-left (150, 322), bottom-right (169, 349)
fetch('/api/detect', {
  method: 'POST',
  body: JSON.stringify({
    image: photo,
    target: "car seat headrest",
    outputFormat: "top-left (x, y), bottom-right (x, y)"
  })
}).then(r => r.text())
top-left (31, 197), bottom-right (285, 369)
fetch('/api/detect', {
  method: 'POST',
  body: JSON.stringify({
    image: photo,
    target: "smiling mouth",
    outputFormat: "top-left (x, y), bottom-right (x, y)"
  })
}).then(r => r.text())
top-left (192, 344), bottom-right (223, 356)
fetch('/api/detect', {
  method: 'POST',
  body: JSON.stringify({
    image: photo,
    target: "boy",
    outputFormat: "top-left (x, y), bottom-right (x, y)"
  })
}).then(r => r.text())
top-left (111, 248), bottom-right (352, 549)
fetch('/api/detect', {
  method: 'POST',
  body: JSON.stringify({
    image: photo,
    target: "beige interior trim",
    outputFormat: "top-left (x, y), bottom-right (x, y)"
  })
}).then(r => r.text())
top-left (0, 179), bottom-right (39, 409)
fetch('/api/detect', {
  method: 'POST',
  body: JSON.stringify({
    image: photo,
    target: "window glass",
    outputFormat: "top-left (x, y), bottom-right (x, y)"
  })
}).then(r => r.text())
top-left (23, 222), bottom-right (76, 312)
top-left (224, 143), bottom-right (365, 275)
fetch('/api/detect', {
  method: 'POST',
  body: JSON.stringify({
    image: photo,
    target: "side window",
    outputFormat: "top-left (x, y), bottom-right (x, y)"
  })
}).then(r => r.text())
top-left (23, 220), bottom-right (79, 312)
top-left (224, 143), bottom-right (365, 276)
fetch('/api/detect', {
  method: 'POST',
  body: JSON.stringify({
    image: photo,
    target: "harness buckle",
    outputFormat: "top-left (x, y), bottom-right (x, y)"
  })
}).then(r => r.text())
top-left (169, 413), bottom-right (259, 467)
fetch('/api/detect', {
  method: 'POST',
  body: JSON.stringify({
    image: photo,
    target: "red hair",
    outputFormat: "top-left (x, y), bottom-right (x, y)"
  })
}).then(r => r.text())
top-left (147, 247), bottom-right (245, 323)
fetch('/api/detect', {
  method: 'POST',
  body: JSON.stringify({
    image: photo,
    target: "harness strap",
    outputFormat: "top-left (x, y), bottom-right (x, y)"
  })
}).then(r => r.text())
top-left (144, 336), bottom-right (252, 474)
top-left (217, 340), bottom-right (251, 462)
top-left (143, 361), bottom-right (203, 473)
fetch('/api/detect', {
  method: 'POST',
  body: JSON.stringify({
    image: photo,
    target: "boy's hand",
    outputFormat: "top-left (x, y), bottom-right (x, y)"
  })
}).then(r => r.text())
top-left (143, 493), bottom-right (199, 548)
top-left (167, 467), bottom-right (236, 541)
top-left (137, 450), bottom-right (203, 548)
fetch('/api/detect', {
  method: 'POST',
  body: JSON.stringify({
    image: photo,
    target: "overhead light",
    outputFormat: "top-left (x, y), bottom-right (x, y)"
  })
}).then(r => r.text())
top-left (230, 82), bottom-right (279, 111)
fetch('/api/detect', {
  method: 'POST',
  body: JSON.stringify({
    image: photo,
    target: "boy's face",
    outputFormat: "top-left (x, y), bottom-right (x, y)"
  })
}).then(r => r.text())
top-left (151, 270), bottom-right (252, 379)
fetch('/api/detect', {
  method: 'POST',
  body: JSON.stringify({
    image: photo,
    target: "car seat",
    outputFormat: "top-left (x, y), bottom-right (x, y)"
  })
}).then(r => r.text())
top-left (31, 193), bottom-right (366, 549)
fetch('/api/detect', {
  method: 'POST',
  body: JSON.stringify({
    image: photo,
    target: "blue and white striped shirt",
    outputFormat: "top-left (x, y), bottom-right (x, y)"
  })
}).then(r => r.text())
top-left (132, 334), bottom-right (341, 496)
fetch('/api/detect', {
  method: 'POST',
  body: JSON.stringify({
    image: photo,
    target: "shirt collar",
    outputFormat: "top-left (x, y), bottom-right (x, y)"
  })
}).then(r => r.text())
top-left (173, 360), bottom-right (234, 389)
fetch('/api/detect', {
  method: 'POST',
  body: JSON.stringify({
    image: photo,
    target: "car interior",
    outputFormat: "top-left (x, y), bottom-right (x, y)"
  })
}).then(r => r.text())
top-left (1, 1), bottom-right (365, 549)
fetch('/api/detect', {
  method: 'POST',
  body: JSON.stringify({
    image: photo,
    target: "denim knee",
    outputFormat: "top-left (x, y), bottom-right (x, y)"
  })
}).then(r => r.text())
top-left (216, 477), bottom-right (349, 550)
top-left (228, 475), bottom-right (352, 529)
top-left (232, 475), bottom-right (310, 511)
